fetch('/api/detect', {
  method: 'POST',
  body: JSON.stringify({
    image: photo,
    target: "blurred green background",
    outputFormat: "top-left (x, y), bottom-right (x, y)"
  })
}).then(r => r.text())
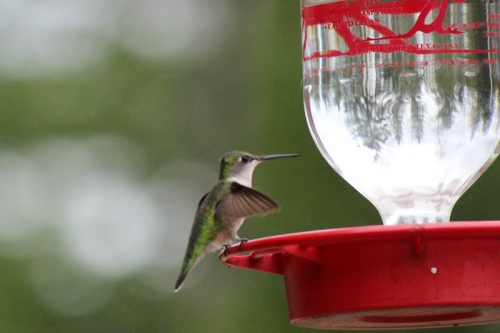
top-left (1, 0), bottom-right (500, 332)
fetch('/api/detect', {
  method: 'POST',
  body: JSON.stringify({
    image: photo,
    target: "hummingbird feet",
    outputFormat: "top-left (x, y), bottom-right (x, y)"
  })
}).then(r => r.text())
top-left (222, 238), bottom-right (249, 256)
top-left (222, 244), bottom-right (231, 256)
top-left (238, 238), bottom-right (249, 251)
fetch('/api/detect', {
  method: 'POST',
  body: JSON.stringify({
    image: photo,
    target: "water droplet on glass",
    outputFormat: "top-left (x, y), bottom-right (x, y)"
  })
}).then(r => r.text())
top-left (464, 65), bottom-right (479, 77)
top-left (339, 78), bottom-right (354, 85)
top-left (400, 72), bottom-right (416, 78)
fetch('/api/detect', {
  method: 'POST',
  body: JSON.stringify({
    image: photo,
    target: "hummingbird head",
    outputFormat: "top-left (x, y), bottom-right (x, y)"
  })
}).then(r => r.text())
top-left (219, 151), bottom-right (300, 187)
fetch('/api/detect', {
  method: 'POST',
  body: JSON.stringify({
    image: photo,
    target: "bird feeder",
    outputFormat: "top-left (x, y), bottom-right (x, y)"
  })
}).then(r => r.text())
top-left (221, 222), bottom-right (500, 329)
top-left (221, 0), bottom-right (500, 330)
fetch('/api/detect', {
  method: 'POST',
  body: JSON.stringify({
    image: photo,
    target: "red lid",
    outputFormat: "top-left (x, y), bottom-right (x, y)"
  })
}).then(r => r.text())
top-left (220, 221), bottom-right (500, 329)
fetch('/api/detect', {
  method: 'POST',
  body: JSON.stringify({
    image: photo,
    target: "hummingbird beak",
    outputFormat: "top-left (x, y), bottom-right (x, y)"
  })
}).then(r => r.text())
top-left (260, 153), bottom-right (300, 161)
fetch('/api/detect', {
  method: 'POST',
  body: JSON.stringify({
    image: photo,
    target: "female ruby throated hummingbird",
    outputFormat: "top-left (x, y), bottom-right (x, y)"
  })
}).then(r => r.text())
top-left (174, 151), bottom-right (299, 291)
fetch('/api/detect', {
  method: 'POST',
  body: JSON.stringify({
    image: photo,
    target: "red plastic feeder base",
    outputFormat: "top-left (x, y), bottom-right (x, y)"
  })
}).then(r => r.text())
top-left (220, 221), bottom-right (500, 330)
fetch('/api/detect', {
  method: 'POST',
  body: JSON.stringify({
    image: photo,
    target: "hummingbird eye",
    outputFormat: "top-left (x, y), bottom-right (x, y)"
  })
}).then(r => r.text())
top-left (241, 155), bottom-right (251, 163)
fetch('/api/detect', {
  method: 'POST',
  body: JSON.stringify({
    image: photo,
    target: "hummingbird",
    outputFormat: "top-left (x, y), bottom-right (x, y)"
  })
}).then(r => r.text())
top-left (174, 151), bottom-right (300, 292)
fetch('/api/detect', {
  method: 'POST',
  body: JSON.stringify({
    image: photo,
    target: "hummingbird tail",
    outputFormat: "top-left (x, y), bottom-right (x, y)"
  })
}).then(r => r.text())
top-left (174, 273), bottom-right (188, 292)
top-left (174, 250), bottom-right (208, 292)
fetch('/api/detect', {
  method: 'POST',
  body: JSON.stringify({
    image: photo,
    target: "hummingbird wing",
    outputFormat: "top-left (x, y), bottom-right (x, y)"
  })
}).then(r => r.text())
top-left (215, 182), bottom-right (279, 218)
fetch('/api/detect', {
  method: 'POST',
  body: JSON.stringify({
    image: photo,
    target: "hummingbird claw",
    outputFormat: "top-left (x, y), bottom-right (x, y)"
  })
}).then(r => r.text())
top-left (222, 244), bottom-right (231, 256)
top-left (222, 239), bottom-right (248, 256)
top-left (238, 238), bottom-right (249, 251)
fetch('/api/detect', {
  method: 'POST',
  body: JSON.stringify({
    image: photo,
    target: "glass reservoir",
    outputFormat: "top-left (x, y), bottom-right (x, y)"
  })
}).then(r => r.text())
top-left (302, 0), bottom-right (500, 225)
